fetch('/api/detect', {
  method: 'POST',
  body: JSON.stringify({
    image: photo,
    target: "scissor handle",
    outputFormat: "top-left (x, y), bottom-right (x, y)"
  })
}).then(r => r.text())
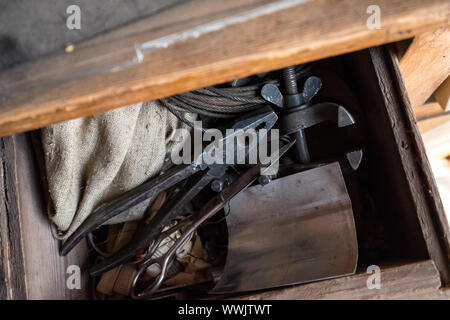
top-left (132, 218), bottom-right (190, 266)
top-left (131, 225), bottom-right (196, 299)
top-left (131, 255), bottom-right (172, 299)
top-left (129, 148), bottom-right (296, 298)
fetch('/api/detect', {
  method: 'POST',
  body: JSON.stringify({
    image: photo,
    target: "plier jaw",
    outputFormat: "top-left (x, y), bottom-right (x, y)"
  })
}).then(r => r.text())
top-left (60, 107), bottom-right (278, 258)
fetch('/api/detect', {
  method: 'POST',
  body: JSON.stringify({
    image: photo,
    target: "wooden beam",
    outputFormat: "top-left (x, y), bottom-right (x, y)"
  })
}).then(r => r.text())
top-left (418, 109), bottom-right (450, 133)
top-left (0, 0), bottom-right (449, 137)
top-left (0, 134), bottom-right (91, 299)
top-left (434, 76), bottom-right (450, 110)
top-left (0, 137), bottom-right (27, 299)
top-left (236, 260), bottom-right (449, 299)
top-left (376, 47), bottom-right (450, 284)
top-left (400, 27), bottom-right (450, 109)
top-left (414, 101), bottom-right (445, 119)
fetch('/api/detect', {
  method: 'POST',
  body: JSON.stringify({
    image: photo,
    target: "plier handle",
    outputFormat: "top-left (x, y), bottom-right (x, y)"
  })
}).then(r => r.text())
top-left (60, 107), bottom-right (278, 256)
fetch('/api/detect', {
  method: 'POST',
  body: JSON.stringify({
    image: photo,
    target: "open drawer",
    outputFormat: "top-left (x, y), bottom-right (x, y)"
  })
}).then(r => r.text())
top-left (1, 45), bottom-right (449, 300)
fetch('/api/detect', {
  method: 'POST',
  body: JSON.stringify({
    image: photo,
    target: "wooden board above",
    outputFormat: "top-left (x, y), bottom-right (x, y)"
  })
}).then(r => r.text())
top-left (0, 0), bottom-right (449, 137)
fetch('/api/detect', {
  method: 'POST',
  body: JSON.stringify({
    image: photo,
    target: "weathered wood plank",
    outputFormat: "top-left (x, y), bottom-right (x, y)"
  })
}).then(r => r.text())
top-left (0, 0), bottom-right (183, 62)
top-left (0, 0), bottom-right (449, 137)
top-left (379, 46), bottom-right (450, 285)
top-left (0, 137), bottom-right (27, 300)
top-left (418, 109), bottom-right (450, 133)
top-left (415, 102), bottom-right (445, 120)
top-left (400, 27), bottom-right (450, 109)
top-left (434, 76), bottom-right (450, 111)
top-left (0, 134), bottom-right (91, 299)
top-left (236, 260), bottom-right (449, 299)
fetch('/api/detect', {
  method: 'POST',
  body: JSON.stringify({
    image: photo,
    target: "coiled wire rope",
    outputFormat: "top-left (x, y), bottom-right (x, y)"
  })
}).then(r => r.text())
top-left (158, 65), bottom-right (311, 128)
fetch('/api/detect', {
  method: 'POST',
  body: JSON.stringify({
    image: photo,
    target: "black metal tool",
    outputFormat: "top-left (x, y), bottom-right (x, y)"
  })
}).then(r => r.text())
top-left (60, 107), bottom-right (278, 256)
top-left (262, 66), bottom-right (322, 163)
top-left (261, 67), bottom-right (363, 171)
top-left (91, 138), bottom-right (293, 280)
top-left (125, 141), bottom-right (294, 298)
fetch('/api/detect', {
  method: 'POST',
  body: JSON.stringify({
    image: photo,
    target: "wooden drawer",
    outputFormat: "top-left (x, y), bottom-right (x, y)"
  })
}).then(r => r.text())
top-left (1, 44), bottom-right (449, 300)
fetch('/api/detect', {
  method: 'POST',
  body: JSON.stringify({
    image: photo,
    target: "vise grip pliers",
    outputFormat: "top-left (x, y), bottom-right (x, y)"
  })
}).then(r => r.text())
top-left (60, 107), bottom-right (278, 269)
top-left (127, 140), bottom-right (294, 298)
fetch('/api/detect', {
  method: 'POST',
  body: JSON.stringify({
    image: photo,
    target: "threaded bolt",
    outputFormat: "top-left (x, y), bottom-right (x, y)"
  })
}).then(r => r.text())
top-left (282, 66), bottom-right (298, 95)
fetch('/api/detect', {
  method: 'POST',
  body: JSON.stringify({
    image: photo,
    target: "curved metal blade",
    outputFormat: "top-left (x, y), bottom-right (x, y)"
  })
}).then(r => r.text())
top-left (210, 162), bottom-right (358, 294)
top-left (280, 102), bottom-right (356, 135)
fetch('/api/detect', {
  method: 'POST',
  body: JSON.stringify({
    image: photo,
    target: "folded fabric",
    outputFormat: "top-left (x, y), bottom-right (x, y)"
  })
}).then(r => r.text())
top-left (41, 101), bottom-right (194, 240)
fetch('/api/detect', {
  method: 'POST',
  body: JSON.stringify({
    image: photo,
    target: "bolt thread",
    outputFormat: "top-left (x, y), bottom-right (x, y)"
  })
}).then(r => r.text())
top-left (282, 66), bottom-right (298, 95)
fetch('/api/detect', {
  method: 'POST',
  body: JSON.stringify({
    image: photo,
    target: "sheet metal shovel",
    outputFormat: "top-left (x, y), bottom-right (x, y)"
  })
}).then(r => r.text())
top-left (210, 162), bottom-right (358, 293)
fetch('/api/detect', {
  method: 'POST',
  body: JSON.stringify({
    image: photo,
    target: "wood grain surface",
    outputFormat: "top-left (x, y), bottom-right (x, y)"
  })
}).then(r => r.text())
top-left (0, 0), bottom-right (449, 137)
top-left (375, 46), bottom-right (450, 285)
top-left (236, 260), bottom-right (449, 299)
top-left (400, 27), bottom-right (450, 109)
top-left (0, 134), bottom-right (91, 299)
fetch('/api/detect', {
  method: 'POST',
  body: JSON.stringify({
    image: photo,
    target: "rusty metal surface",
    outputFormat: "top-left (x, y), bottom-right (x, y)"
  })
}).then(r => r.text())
top-left (211, 162), bottom-right (358, 293)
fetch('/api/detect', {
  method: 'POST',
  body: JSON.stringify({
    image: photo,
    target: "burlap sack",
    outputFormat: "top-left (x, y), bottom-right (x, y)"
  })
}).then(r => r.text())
top-left (42, 101), bottom-right (193, 240)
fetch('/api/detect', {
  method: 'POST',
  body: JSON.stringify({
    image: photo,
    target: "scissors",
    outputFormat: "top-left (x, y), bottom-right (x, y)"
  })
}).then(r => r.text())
top-left (128, 141), bottom-right (295, 299)
top-left (60, 107), bottom-right (278, 259)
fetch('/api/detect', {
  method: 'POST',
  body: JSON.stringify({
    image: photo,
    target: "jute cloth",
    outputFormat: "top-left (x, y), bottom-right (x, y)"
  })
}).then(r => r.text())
top-left (41, 101), bottom-right (193, 240)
